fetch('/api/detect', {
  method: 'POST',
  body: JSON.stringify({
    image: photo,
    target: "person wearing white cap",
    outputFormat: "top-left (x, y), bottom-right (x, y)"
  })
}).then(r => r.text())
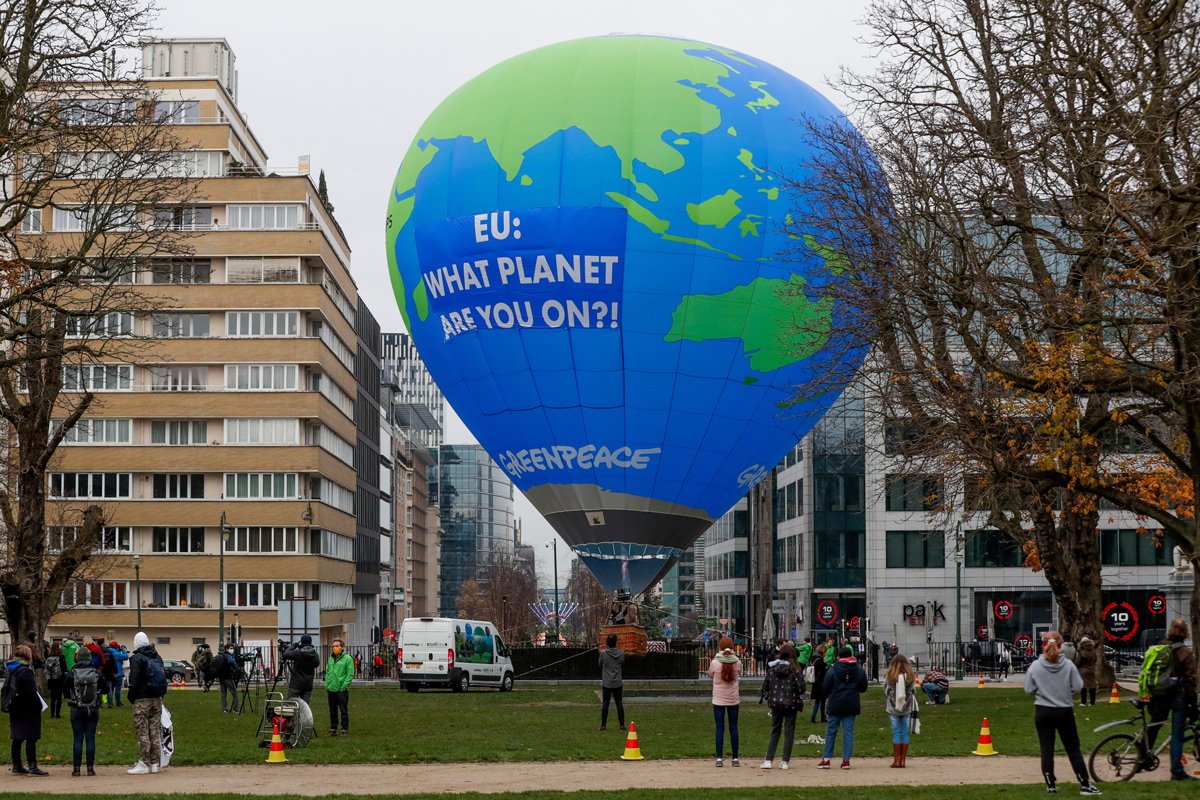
top-left (125, 631), bottom-right (167, 775)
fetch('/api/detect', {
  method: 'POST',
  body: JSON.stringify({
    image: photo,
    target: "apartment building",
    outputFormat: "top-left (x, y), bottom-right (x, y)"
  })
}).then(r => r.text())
top-left (39, 38), bottom-right (366, 658)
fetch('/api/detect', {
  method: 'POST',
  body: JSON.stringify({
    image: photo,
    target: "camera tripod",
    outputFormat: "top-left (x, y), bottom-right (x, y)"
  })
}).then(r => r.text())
top-left (235, 648), bottom-right (261, 715)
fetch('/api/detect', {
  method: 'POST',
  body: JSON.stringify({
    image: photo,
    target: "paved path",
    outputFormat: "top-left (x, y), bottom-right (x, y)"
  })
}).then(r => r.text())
top-left (15, 756), bottom-right (1175, 794)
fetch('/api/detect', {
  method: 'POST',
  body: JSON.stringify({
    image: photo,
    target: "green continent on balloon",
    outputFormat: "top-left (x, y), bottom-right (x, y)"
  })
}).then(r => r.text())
top-left (687, 189), bottom-right (743, 229)
top-left (664, 277), bottom-right (834, 373)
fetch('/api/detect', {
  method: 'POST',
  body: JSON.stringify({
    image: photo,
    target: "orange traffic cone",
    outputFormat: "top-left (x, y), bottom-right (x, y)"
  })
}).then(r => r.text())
top-left (972, 717), bottom-right (997, 756)
top-left (915, 674), bottom-right (922, 687)
top-left (1109, 684), bottom-right (1120, 704)
top-left (266, 723), bottom-right (288, 764)
top-left (977, 674), bottom-right (985, 689)
top-left (620, 721), bottom-right (644, 760)
top-left (172, 675), bottom-right (181, 689)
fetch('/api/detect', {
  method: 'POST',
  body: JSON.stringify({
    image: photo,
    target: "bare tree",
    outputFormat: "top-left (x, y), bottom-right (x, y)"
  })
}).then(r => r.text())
top-left (0, 0), bottom-right (196, 643)
top-left (565, 563), bottom-right (609, 645)
top-left (782, 0), bottom-right (1200, 649)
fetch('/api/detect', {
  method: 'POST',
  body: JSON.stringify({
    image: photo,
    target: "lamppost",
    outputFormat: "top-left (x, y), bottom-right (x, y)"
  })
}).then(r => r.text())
top-left (131, 554), bottom-right (142, 630)
top-left (219, 511), bottom-right (233, 649)
top-left (545, 539), bottom-right (560, 646)
top-left (954, 523), bottom-right (964, 680)
top-left (502, 595), bottom-right (509, 636)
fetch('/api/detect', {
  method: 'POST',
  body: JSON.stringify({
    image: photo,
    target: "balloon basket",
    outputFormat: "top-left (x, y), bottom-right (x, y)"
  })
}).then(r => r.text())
top-left (601, 625), bottom-right (647, 656)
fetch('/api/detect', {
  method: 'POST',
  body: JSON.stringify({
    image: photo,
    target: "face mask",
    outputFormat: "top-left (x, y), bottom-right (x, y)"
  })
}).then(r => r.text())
top-left (332, 646), bottom-right (342, 656)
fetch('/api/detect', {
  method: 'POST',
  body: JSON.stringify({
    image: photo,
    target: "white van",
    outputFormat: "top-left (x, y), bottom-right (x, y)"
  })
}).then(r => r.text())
top-left (399, 617), bottom-right (515, 693)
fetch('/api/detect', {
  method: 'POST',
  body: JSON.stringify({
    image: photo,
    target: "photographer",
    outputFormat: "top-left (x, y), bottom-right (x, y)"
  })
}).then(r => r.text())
top-left (281, 635), bottom-right (320, 704)
top-left (214, 644), bottom-right (241, 714)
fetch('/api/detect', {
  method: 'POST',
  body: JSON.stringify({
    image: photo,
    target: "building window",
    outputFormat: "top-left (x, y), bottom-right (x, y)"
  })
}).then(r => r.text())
top-left (152, 582), bottom-right (204, 607)
top-left (224, 364), bottom-right (298, 391)
top-left (48, 472), bottom-right (131, 499)
top-left (152, 474), bottom-right (205, 499)
top-left (62, 581), bottom-right (128, 608)
top-left (225, 418), bottom-right (299, 445)
top-left (1099, 528), bottom-right (1172, 567)
top-left (151, 420), bottom-right (208, 445)
top-left (150, 259), bottom-right (211, 284)
top-left (56, 417), bottom-right (131, 444)
top-left (227, 204), bottom-right (301, 230)
top-left (225, 311), bottom-right (299, 337)
top-left (48, 526), bottom-right (131, 553)
top-left (60, 98), bottom-right (136, 125)
top-left (225, 257), bottom-right (301, 284)
top-left (317, 530), bottom-right (354, 561)
top-left (885, 475), bottom-right (944, 512)
top-left (223, 472), bottom-right (299, 500)
top-left (52, 204), bottom-right (135, 232)
top-left (61, 364), bottom-right (132, 392)
top-left (965, 528), bottom-right (1023, 568)
top-left (224, 581), bottom-right (298, 608)
top-left (813, 530), bottom-right (866, 587)
top-left (155, 100), bottom-right (200, 124)
top-left (153, 206), bottom-right (212, 230)
top-left (21, 209), bottom-right (42, 233)
top-left (150, 365), bottom-right (208, 392)
top-left (152, 313), bottom-right (210, 338)
top-left (814, 474), bottom-right (864, 512)
top-left (885, 530), bottom-right (946, 568)
top-left (152, 527), bottom-right (205, 553)
top-left (228, 527), bottom-right (299, 554)
top-left (65, 312), bottom-right (133, 338)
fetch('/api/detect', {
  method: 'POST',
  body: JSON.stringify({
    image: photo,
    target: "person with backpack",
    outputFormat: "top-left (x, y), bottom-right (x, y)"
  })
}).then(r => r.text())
top-left (1143, 618), bottom-right (1199, 782)
top-left (282, 635), bottom-right (321, 705)
top-left (45, 643), bottom-right (66, 719)
top-left (818, 645), bottom-right (868, 770)
top-left (325, 638), bottom-right (354, 736)
top-left (708, 636), bottom-right (742, 767)
top-left (126, 631), bottom-right (167, 775)
top-left (598, 633), bottom-right (625, 732)
top-left (215, 644), bottom-right (241, 714)
top-left (885, 654), bottom-right (917, 768)
top-left (193, 644), bottom-right (214, 691)
top-left (61, 636), bottom-right (80, 672)
top-left (759, 643), bottom-right (805, 769)
top-left (1024, 630), bottom-right (1101, 795)
top-left (4, 645), bottom-right (47, 775)
top-left (809, 643), bottom-right (829, 723)
top-left (107, 641), bottom-right (128, 707)
top-left (65, 648), bottom-right (103, 775)
top-left (99, 641), bottom-right (119, 708)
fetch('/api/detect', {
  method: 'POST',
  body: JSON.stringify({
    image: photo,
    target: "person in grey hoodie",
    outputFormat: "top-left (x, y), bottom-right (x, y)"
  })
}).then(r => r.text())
top-left (1024, 631), bottom-right (1101, 796)
top-left (598, 634), bottom-right (625, 731)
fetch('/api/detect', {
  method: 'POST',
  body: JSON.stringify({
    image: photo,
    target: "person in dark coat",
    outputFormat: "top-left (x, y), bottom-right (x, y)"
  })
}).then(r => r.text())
top-left (1074, 637), bottom-right (1099, 706)
top-left (817, 645), bottom-right (868, 769)
top-left (809, 644), bottom-right (829, 723)
top-left (5, 645), bottom-right (47, 775)
top-left (281, 635), bottom-right (321, 705)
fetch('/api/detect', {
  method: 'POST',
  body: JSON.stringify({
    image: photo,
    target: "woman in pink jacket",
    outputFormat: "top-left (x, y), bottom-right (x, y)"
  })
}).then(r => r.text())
top-left (708, 636), bottom-right (742, 767)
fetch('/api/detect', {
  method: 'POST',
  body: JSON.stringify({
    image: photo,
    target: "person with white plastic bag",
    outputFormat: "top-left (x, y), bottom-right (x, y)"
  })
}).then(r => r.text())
top-left (884, 653), bottom-right (916, 768)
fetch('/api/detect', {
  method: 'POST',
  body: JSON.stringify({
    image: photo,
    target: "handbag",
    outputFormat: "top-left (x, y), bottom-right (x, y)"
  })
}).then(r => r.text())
top-left (912, 697), bottom-right (921, 735)
top-left (804, 664), bottom-right (815, 683)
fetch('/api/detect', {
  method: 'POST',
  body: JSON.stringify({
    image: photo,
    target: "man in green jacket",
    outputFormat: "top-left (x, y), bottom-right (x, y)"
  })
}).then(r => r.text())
top-left (325, 639), bottom-right (354, 736)
top-left (824, 639), bottom-right (838, 666)
top-left (61, 636), bottom-right (80, 671)
top-left (797, 637), bottom-right (814, 666)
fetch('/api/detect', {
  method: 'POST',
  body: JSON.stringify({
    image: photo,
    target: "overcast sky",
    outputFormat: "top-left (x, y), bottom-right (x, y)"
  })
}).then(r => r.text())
top-left (152, 0), bottom-right (876, 585)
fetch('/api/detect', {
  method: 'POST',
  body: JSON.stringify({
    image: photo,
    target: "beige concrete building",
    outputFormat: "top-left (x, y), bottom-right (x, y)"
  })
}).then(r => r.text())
top-left (40, 39), bottom-right (362, 658)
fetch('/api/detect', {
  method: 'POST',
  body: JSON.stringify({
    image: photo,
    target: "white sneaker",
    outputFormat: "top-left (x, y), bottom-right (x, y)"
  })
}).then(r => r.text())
top-left (150, 764), bottom-right (160, 774)
top-left (780, 762), bottom-right (790, 770)
top-left (127, 762), bottom-right (149, 775)
top-left (760, 760), bottom-right (773, 769)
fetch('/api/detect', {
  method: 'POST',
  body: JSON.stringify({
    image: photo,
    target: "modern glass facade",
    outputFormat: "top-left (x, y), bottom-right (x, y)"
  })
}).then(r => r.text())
top-left (436, 444), bottom-right (515, 616)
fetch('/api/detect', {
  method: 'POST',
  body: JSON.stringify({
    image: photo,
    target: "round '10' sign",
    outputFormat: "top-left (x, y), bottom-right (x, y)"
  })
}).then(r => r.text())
top-left (1103, 601), bottom-right (1139, 642)
top-left (1148, 595), bottom-right (1166, 615)
top-left (994, 599), bottom-right (1015, 620)
top-left (817, 599), bottom-right (839, 626)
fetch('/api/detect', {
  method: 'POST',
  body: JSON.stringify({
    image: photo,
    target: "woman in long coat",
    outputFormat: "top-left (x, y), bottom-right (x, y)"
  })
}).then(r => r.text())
top-left (6, 644), bottom-right (47, 775)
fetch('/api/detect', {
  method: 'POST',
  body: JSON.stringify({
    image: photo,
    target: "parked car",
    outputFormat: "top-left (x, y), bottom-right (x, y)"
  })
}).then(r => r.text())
top-left (160, 659), bottom-right (195, 683)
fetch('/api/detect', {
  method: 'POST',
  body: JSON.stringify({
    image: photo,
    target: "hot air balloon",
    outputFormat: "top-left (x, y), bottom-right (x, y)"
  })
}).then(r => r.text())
top-left (385, 35), bottom-right (870, 605)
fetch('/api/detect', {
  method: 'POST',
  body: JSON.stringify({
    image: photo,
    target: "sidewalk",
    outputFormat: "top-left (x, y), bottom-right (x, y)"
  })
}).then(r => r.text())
top-left (16, 756), bottom-right (1173, 794)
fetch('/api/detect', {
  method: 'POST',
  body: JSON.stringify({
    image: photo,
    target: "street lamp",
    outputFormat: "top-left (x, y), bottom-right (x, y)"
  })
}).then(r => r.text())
top-left (502, 595), bottom-right (509, 636)
top-left (545, 539), bottom-right (560, 647)
top-left (219, 511), bottom-right (233, 649)
top-left (954, 523), bottom-right (964, 680)
top-left (131, 554), bottom-right (142, 630)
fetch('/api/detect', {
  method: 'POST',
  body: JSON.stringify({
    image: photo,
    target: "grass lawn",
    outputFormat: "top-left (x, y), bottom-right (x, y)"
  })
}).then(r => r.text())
top-left (27, 684), bottom-right (1148, 766)
top-left (0, 790), bottom-right (1197, 800)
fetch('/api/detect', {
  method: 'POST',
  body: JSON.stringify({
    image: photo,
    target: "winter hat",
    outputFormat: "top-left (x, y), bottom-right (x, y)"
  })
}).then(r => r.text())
top-left (133, 631), bottom-right (150, 649)
top-left (109, 641), bottom-right (119, 648)
top-left (1079, 636), bottom-right (1093, 644)
top-left (300, 634), bottom-right (312, 645)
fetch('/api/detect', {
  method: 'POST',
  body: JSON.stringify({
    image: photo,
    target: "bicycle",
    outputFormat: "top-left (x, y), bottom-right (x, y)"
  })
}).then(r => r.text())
top-left (1088, 698), bottom-right (1200, 782)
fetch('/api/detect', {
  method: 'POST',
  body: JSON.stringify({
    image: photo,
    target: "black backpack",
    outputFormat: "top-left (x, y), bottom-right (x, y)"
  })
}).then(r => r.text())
top-left (144, 658), bottom-right (168, 697)
top-left (46, 655), bottom-right (64, 681)
top-left (764, 666), bottom-right (804, 711)
top-left (0, 669), bottom-right (16, 713)
top-left (72, 666), bottom-right (101, 709)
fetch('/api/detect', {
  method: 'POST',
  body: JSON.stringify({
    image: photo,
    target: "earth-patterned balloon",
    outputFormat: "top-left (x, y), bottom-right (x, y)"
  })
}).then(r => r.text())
top-left (385, 35), bottom-right (868, 595)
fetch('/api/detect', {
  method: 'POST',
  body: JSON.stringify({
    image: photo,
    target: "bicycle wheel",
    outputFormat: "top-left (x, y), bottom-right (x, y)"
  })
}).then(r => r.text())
top-left (1089, 733), bottom-right (1142, 783)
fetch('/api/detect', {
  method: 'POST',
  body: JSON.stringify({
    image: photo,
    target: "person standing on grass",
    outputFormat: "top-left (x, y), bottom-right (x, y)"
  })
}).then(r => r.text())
top-left (809, 644), bottom-right (829, 723)
top-left (818, 645), bottom-right (867, 770)
top-left (1024, 630), bottom-right (1101, 795)
top-left (885, 654), bottom-right (916, 768)
top-left (598, 633), bottom-right (626, 732)
top-left (215, 644), bottom-right (240, 714)
top-left (61, 635), bottom-right (80, 673)
top-left (126, 631), bottom-right (167, 776)
top-left (708, 636), bottom-right (742, 767)
top-left (1144, 618), bottom-right (1199, 782)
top-left (5, 645), bottom-right (47, 776)
top-left (282, 635), bottom-right (321, 705)
top-left (797, 637), bottom-right (813, 667)
top-left (1074, 637), bottom-right (1099, 706)
top-left (759, 643), bottom-right (804, 770)
top-left (325, 638), bottom-right (354, 736)
top-left (45, 643), bottom-right (65, 719)
top-left (65, 648), bottom-right (102, 776)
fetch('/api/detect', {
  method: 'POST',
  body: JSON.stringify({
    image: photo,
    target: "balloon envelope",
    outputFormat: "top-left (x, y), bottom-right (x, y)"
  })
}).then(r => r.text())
top-left (385, 35), bottom-right (869, 595)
